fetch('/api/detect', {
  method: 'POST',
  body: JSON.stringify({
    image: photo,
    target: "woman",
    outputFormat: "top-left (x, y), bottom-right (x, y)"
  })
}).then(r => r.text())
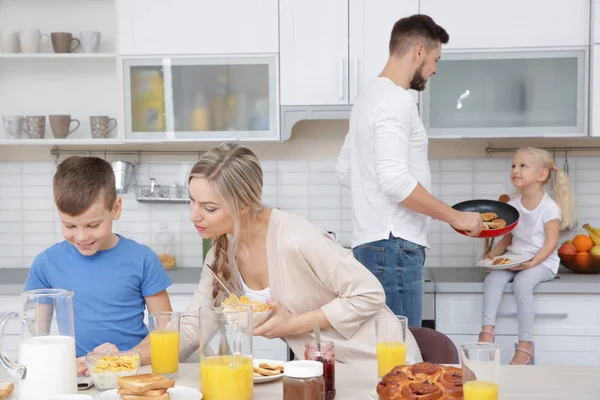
top-left (178, 143), bottom-right (422, 363)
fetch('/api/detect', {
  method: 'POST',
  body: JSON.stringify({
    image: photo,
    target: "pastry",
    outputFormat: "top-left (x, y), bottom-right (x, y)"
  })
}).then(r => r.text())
top-left (492, 257), bottom-right (511, 266)
top-left (488, 219), bottom-right (507, 229)
top-left (480, 212), bottom-right (497, 222)
top-left (377, 363), bottom-right (464, 400)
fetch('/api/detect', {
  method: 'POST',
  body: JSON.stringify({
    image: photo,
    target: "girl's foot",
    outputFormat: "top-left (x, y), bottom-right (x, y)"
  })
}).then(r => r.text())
top-left (510, 342), bottom-right (534, 365)
top-left (478, 326), bottom-right (495, 343)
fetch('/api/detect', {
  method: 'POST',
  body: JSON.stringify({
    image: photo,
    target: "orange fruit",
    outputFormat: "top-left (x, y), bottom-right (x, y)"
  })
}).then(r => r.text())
top-left (575, 251), bottom-right (591, 269)
top-left (573, 235), bottom-right (594, 252)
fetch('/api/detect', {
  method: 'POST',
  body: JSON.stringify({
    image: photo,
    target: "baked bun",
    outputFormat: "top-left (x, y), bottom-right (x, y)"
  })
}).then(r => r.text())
top-left (488, 219), bottom-right (506, 229)
top-left (377, 363), bottom-right (464, 400)
top-left (480, 213), bottom-right (497, 222)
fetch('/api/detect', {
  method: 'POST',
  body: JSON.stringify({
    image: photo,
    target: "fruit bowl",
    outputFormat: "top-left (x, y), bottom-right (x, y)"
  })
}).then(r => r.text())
top-left (559, 253), bottom-right (600, 274)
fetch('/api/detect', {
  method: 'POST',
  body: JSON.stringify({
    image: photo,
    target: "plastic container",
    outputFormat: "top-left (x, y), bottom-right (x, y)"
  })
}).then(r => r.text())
top-left (154, 223), bottom-right (176, 270)
top-left (283, 360), bottom-right (325, 400)
top-left (304, 340), bottom-right (336, 399)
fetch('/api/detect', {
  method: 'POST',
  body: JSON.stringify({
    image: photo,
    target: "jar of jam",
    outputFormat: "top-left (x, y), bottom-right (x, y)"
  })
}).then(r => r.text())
top-left (304, 340), bottom-right (336, 399)
top-left (283, 360), bottom-right (325, 400)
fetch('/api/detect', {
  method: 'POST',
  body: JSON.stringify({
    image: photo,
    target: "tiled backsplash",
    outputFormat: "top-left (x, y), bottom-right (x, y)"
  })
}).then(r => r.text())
top-left (1, 156), bottom-right (599, 269)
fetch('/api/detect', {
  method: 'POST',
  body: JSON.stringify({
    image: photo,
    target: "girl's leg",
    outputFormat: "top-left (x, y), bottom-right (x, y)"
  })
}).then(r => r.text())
top-left (480, 270), bottom-right (514, 342)
top-left (511, 265), bottom-right (555, 364)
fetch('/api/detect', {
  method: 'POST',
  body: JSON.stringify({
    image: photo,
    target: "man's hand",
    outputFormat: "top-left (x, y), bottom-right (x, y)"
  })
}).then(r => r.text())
top-left (450, 211), bottom-right (483, 236)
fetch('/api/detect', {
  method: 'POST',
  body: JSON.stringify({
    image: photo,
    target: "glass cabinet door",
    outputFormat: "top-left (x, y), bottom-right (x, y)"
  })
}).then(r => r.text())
top-left (421, 49), bottom-right (588, 138)
top-left (123, 56), bottom-right (278, 141)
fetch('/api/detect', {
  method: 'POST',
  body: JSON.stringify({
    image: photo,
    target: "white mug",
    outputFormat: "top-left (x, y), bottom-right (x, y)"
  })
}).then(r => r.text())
top-left (20, 29), bottom-right (49, 53)
top-left (2, 30), bottom-right (20, 53)
top-left (79, 31), bottom-right (101, 53)
top-left (2, 115), bottom-right (25, 139)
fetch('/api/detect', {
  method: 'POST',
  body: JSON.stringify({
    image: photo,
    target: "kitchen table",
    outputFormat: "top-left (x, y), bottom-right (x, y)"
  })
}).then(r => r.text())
top-left (1, 361), bottom-right (595, 399)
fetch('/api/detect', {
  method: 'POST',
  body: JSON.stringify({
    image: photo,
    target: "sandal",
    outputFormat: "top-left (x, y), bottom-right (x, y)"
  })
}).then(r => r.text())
top-left (478, 327), bottom-right (495, 343)
top-left (510, 343), bottom-right (534, 365)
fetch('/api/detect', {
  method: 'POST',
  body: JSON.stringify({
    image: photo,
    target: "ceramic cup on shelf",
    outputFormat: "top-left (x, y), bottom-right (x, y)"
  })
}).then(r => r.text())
top-left (2, 115), bottom-right (26, 139)
top-left (19, 29), bottom-right (49, 53)
top-left (79, 31), bottom-right (101, 53)
top-left (25, 116), bottom-right (46, 139)
top-left (90, 116), bottom-right (117, 138)
top-left (49, 115), bottom-right (80, 139)
top-left (50, 32), bottom-right (80, 53)
top-left (1, 30), bottom-right (20, 53)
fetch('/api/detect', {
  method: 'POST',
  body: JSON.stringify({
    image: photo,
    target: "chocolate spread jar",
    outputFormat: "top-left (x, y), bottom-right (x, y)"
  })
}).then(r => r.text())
top-left (283, 360), bottom-right (325, 400)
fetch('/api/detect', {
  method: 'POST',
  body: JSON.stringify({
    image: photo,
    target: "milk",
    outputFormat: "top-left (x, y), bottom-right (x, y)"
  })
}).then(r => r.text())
top-left (18, 335), bottom-right (77, 400)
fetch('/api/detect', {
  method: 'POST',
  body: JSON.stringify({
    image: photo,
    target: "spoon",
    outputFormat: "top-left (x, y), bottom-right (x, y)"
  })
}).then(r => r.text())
top-left (313, 323), bottom-right (321, 352)
top-left (204, 264), bottom-right (240, 302)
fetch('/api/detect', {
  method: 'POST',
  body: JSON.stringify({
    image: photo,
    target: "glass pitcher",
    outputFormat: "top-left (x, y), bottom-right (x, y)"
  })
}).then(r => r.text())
top-left (199, 304), bottom-right (253, 400)
top-left (0, 289), bottom-right (77, 399)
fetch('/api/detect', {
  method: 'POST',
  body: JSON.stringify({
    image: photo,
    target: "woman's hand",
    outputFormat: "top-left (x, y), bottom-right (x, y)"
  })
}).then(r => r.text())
top-left (509, 261), bottom-right (535, 271)
top-left (253, 300), bottom-right (298, 339)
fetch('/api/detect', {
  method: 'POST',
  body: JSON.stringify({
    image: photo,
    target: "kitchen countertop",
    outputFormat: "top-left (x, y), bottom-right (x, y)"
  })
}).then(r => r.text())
top-left (0, 266), bottom-right (597, 295)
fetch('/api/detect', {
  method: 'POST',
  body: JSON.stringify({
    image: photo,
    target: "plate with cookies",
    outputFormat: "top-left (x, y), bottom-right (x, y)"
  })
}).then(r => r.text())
top-left (476, 252), bottom-right (531, 270)
top-left (252, 359), bottom-right (284, 383)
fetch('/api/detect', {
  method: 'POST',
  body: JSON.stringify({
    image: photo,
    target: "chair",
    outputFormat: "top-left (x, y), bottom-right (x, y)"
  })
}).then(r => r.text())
top-left (408, 326), bottom-right (459, 364)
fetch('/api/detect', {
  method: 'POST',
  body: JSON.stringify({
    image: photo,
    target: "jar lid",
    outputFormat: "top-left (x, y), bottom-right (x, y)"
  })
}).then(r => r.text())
top-left (284, 360), bottom-right (323, 378)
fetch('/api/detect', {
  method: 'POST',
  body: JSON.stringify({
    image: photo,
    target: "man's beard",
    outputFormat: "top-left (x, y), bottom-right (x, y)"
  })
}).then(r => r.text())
top-left (410, 61), bottom-right (427, 91)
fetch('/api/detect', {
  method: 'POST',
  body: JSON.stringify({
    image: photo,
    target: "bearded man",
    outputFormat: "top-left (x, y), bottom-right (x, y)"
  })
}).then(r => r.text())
top-left (336, 14), bottom-right (482, 327)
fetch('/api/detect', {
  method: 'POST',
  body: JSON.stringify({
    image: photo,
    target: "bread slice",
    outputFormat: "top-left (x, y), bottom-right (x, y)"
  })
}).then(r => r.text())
top-left (120, 394), bottom-right (170, 400)
top-left (118, 387), bottom-right (167, 396)
top-left (0, 382), bottom-right (14, 397)
top-left (117, 373), bottom-right (175, 394)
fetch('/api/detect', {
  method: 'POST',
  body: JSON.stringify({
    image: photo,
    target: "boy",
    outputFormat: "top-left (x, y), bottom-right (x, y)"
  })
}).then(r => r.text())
top-left (24, 156), bottom-right (172, 366)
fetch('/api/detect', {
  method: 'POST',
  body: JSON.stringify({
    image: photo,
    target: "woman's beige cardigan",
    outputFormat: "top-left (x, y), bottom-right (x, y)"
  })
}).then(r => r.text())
top-left (179, 208), bottom-right (423, 364)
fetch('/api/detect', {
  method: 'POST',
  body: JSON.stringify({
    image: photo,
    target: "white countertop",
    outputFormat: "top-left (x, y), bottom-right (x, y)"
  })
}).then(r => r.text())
top-left (2, 362), bottom-right (597, 399)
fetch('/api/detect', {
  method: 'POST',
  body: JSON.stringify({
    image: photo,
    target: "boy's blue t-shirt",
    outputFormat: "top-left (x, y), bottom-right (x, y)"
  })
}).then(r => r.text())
top-left (24, 236), bottom-right (172, 357)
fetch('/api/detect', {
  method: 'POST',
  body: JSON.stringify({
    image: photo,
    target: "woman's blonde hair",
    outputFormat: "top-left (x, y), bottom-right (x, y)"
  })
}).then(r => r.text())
top-left (516, 147), bottom-right (576, 230)
top-left (188, 143), bottom-right (264, 304)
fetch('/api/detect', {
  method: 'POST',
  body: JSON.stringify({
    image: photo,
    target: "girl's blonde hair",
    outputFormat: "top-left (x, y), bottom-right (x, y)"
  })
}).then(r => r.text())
top-left (188, 143), bottom-right (263, 304)
top-left (516, 147), bottom-right (576, 230)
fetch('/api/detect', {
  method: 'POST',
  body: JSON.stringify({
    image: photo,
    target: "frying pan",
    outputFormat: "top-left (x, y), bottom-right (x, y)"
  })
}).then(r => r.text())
top-left (452, 199), bottom-right (519, 238)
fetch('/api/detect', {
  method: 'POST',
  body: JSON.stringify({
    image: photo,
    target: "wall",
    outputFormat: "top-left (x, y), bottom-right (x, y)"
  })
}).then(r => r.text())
top-left (1, 122), bottom-right (599, 270)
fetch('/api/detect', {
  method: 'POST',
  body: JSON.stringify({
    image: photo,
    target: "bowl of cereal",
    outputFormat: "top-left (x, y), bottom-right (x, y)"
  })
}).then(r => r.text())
top-left (222, 295), bottom-right (275, 328)
top-left (85, 351), bottom-right (140, 390)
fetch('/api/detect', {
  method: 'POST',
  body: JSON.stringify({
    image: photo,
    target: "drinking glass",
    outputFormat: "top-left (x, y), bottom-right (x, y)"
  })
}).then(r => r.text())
top-left (461, 342), bottom-right (500, 400)
top-left (375, 315), bottom-right (407, 378)
top-left (148, 311), bottom-right (181, 379)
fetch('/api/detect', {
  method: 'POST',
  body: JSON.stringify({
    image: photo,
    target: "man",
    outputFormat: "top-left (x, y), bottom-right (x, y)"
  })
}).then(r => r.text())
top-left (336, 14), bottom-right (482, 327)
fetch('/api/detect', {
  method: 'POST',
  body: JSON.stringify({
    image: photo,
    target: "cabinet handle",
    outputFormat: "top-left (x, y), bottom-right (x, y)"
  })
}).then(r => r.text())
top-left (498, 312), bottom-right (567, 319)
top-left (339, 58), bottom-right (345, 100)
top-left (353, 58), bottom-right (359, 99)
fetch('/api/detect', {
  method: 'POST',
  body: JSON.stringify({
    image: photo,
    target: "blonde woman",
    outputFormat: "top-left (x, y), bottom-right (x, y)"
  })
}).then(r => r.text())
top-left (479, 147), bottom-right (576, 365)
top-left (177, 143), bottom-right (422, 364)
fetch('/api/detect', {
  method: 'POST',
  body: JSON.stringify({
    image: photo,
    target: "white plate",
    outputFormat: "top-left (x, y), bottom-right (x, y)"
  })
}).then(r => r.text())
top-left (368, 392), bottom-right (379, 400)
top-left (253, 358), bottom-right (284, 384)
top-left (476, 253), bottom-right (531, 270)
top-left (94, 386), bottom-right (202, 400)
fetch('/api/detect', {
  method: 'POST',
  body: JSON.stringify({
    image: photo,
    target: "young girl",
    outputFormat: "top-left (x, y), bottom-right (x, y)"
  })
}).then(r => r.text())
top-left (478, 147), bottom-right (576, 365)
top-left (169, 143), bottom-right (422, 363)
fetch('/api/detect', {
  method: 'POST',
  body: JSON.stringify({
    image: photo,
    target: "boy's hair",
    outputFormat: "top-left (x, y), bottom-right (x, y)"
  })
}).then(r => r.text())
top-left (389, 14), bottom-right (449, 56)
top-left (53, 156), bottom-right (117, 216)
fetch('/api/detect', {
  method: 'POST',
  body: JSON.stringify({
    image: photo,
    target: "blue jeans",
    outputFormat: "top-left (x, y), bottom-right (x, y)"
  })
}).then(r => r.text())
top-left (353, 234), bottom-right (425, 327)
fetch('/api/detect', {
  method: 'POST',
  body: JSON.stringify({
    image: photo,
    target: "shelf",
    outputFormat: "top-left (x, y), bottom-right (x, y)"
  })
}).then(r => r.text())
top-left (0, 138), bottom-right (123, 145)
top-left (0, 53), bottom-right (117, 59)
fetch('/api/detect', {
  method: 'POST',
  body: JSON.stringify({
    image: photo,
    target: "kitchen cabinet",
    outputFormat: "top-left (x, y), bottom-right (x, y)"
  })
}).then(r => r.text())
top-left (117, 0), bottom-right (279, 55)
top-left (123, 55), bottom-right (279, 142)
top-left (592, 45), bottom-right (600, 136)
top-left (595, 0), bottom-right (600, 43)
top-left (279, 0), bottom-right (418, 106)
top-left (420, 0), bottom-right (590, 49)
top-left (421, 48), bottom-right (588, 138)
top-left (437, 292), bottom-right (600, 366)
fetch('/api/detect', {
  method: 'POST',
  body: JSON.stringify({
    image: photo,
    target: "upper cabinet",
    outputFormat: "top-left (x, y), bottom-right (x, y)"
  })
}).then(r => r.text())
top-left (420, 0), bottom-right (590, 49)
top-left (592, 45), bottom-right (600, 136)
top-left (279, 0), bottom-right (418, 106)
top-left (118, 0), bottom-right (279, 55)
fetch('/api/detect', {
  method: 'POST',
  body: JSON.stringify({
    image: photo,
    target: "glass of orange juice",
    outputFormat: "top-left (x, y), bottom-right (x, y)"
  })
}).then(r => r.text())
top-left (461, 342), bottom-right (500, 400)
top-left (375, 315), bottom-right (408, 378)
top-left (149, 311), bottom-right (181, 379)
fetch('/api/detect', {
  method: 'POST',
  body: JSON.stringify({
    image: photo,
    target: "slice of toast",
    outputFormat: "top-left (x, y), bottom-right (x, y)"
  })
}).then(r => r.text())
top-left (117, 373), bottom-right (175, 394)
top-left (118, 387), bottom-right (168, 396)
top-left (120, 394), bottom-right (170, 400)
top-left (0, 382), bottom-right (14, 397)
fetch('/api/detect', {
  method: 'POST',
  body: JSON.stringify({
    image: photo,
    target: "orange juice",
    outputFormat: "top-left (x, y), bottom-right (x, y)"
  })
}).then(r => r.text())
top-left (150, 330), bottom-right (180, 374)
top-left (376, 342), bottom-right (406, 377)
top-left (464, 381), bottom-right (499, 400)
top-left (200, 355), bottom-right (253, 400)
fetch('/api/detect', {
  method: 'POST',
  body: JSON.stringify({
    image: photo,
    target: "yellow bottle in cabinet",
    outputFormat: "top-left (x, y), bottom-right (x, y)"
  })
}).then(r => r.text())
top-left (131, 69), bottom-right (166, 132)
